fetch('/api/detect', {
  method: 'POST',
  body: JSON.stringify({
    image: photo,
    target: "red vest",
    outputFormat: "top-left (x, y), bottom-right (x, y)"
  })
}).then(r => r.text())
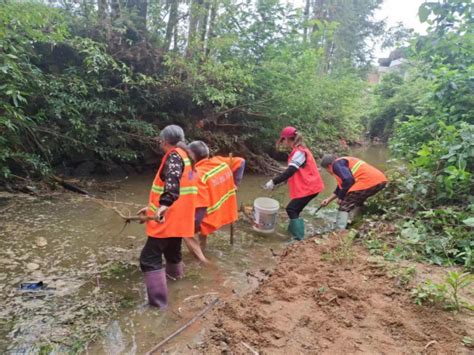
top-left (288, 146), bottom-right (324, 199)
top-left (145, 148), bottom-right (198, 238)
top-left (330, 156), bottom-right (388, 193)
top-left (195, 157), bottom-right (238, 236)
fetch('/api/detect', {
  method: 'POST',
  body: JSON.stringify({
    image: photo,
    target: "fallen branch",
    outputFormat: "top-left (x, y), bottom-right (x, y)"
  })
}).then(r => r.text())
top-left (145, 298), bottom-right (220, 355)
top-left (53, 175), bottom-right (92, 196)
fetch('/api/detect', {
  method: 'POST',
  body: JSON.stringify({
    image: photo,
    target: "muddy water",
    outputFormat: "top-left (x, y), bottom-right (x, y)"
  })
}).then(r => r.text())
top-left (0, 145), bottom-right (387, 354)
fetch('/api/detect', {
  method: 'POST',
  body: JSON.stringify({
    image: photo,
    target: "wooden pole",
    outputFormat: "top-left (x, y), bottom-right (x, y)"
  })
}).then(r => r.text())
top-left (229, 153), bottom-right (234, 246)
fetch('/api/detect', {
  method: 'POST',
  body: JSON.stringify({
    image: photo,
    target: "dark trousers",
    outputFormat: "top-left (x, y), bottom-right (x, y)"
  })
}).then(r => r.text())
top-left (286, 193), bottom-right (319, 219)
top-left (139, 237), bottom-right (182, 272)
top-left (339, 182), bottom-right (387, 212)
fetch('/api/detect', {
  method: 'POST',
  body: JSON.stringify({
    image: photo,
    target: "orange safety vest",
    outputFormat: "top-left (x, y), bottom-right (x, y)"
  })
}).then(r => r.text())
top-left (145, 147), bottom-right (198, 238)
top-left (195, 157), bottom-right (238, 236)
top-left (213, 156), bottom-right (245, 173)
top-left (287, 146), bottom-right (325, 199)
top-left (329, 156), bottom-right (388, 193)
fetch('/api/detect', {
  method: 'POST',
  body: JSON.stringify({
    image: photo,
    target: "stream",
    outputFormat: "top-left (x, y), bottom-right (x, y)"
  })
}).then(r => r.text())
top-left (0, 145), bottom-right (388, 354)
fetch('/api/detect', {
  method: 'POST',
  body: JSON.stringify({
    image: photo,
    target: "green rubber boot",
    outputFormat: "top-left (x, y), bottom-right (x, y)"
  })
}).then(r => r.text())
top-left (288, 218), bottom-right (305, 241)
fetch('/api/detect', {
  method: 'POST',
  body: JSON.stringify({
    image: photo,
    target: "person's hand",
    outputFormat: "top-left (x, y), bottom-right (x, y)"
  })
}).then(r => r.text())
top-left (136, 207), bottom-right (148, 223)
top-left (263, 180), bottom-right (275, 190)
top-left (321, 198), bottom-right (331, 207)
top-left (337, 199), bottom-right (342, 205)
top-left (154, 205), bottom-right (169, 222)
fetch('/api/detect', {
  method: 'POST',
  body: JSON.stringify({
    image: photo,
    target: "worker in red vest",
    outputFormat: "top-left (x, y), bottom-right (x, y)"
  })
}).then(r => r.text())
top-left (263, 126), bottom-right (324, 242)
top-left (189, 141), bottom-right (245, 249)
top-left (136, 125), bottom-right (198, 309)
top-left (320, 154), bottom-right (388, 229)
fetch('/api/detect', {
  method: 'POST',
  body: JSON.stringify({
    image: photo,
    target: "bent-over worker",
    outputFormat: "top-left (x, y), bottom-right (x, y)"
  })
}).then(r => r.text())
top-left (320, 154), bottom-right (388, 230)
top-left (263, 126), bottom-right (324, 242)
top-left (189, 141), bottom-right (245, 249)
top-left (137, 125), bottom-right (198, 309)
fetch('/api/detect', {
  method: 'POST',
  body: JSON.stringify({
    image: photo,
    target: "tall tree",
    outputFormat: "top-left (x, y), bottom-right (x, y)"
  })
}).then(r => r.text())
top-left (164, 0), bottom-right (179, 51)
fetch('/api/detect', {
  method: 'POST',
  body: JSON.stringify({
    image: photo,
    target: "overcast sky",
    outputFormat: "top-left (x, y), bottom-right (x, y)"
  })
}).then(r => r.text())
top-left (373, 0), bottom-right (428, 58)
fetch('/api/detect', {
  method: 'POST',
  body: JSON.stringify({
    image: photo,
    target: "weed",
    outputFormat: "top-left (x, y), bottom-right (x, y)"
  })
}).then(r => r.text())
top-left (101, 261), bottom-right (133, 279)
top-left (411, 271), bottom-right (474, 312)
top-left (444, 271), bottom-right (474, 312)
top-left (335, 232), bottom-right (356, 262)
top-left (323, 232), bottom-right (356, 263)
top-left (119, 295), bottom-right (136, 309)
top-left (387, 265), bottom-right (416, 287)
top-left (411, 279), bottom-right (448, 306)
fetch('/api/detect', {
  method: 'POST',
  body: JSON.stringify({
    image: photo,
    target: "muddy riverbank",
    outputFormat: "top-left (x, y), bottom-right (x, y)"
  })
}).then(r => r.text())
top-left (198, 233), bottom-right (474, 354)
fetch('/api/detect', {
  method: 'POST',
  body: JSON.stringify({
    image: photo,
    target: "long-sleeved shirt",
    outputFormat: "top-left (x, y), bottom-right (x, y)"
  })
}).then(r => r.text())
top-left (159, 152), bottom-right (184, 207)
top-left (272, 151), bottom-right (306, 185)
top-left (332, 159), bottom-right (355, 199)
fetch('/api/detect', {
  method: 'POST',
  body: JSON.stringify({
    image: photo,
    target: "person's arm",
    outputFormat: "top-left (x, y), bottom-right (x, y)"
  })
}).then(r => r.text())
top-left (332, 159), bottom-right (355, 200)
top-left (233, 159), bottom-right (246, 186)
top-left (270, 151), bottom-right (306, 186)
top-left (159, 152), bottom-right (185, 207)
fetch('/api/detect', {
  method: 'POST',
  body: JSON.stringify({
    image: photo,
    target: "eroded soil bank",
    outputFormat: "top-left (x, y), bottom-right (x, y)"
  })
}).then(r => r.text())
top-left (195, 233), bottom-right (474, 354)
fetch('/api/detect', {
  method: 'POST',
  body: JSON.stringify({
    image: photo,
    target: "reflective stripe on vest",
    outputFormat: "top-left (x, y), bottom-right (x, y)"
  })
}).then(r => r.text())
top-left (350, 160), bottom-right (364, 174)
top-left (202, 162), bottom-right (228, 183)
top-left (207, 188), bottom-right (236, 214)
top-left (151, 185), bottom-right (197, 195)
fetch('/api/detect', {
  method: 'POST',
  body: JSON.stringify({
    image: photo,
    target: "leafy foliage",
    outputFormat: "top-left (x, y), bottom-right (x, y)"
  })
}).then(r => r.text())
top-left (366, 0), bottom-right (473, 270)
top-left (1, 0), bottom-right (383, 182)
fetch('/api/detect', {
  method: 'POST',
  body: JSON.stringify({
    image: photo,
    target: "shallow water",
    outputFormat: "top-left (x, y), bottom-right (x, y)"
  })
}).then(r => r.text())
top-left (0, 145), bottom-right (388, 353)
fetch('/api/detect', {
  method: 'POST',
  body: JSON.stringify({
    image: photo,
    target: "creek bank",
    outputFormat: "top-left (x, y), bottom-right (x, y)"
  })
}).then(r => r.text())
top-left (196, 232), bottom-right (473, 354)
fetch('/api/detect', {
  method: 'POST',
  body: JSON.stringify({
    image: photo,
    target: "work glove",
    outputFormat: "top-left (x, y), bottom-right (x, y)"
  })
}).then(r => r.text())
top-left (154, 205), bottom-right (169, 223)
top-left (263, 180), bottom-right (275, 190)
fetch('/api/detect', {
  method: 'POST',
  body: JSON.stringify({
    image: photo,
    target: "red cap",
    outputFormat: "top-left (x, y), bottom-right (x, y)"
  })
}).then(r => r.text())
top-left (280, 126), bottom-right (297, 139)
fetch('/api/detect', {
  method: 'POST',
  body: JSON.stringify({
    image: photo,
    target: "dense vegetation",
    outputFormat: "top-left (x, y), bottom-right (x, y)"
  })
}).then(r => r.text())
top-left (0, 0), bottom-right (384, 182)
top-left (365, 0), bottom-right (473, 270)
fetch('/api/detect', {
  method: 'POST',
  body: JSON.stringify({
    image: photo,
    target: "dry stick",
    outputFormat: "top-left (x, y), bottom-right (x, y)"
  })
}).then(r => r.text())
top-left (145, 298), bottom-right (220, 355)
top-left (241, 341), bottom-right (259, 355)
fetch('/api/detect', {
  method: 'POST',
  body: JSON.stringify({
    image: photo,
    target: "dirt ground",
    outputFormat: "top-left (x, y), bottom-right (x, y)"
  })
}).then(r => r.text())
top-left (197, 232), bottom-right (474, 354)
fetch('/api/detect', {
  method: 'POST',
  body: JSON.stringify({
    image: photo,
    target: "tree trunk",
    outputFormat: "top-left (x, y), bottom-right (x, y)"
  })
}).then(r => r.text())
top-left (165, 0), bottom-right (179, 51)
top-left (110, 0), bottom-right (121, 21)
top-left (126, 0), bottom-right (148, 33)
top-left (303, 0), bottom-right (310, 43)
top-left (199, 0), bottom-right (211, 53)
top-left (98, 0), bottom-right (109, 27)
top-left (186, 0), bottom-right (203, 57)
top-left (205, 0), bottom-right (218, 56)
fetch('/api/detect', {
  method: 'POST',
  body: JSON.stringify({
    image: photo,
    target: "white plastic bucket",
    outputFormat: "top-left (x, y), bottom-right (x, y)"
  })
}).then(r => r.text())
top-left (253, 197), bottom-right (280, 234)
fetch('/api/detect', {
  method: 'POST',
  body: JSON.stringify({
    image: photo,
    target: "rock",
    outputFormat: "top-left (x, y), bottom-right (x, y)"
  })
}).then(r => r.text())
top-left (26, 263), bottom-right (40, 271)
top-left (35, 237), bottom-right (48, 247)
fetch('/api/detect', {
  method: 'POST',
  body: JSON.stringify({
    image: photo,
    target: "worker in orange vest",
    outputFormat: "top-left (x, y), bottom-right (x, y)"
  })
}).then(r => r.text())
top-left (263, 126), bottom-right (325, 242)
top-left (188, 141), bottom-right (245, 249)
top-left (320, 154), bottom-right (388, 229)
top-left (136, 125), bottom-right (198, 309)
